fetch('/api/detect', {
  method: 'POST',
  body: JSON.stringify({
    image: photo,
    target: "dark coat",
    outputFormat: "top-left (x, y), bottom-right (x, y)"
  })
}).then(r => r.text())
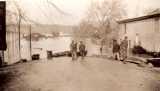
top-left (113, 42), bottom-right (120, 53)
top-left (79, 44), bottom-right (86, 52)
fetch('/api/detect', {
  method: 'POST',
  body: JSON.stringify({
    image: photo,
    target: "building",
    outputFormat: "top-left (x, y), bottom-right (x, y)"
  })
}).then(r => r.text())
top-left (4, 24), bottom-right (20, 64)
top-left (118, 13), bottom-right (160, 53)
top-left (4, 24), bottom-right (31, 64)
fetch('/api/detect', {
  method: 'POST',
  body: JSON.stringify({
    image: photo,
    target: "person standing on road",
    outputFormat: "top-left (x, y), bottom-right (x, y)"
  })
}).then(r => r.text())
top-left (79, 41), bottom-right (86, 60)
top-left (112, 39), bottom-right (120, 60)
top-left (119, 36), bottom-right (128, 63)
top-left (100, 46), bottom-right (103, 55)
top-left (70, 40), bottom-right (77, 60)
top-left (74, 42), bottom-right (78, 60)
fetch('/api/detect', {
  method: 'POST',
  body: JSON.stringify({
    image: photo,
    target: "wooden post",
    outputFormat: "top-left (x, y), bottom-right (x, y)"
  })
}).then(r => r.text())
top-left (124, 23), bottom-right (126, 34)
top-left (29, 25), bottom-right (32, 60)
top-left (154, 17), bottom-right (159, 52)
top-left (18, 14), bottom-right (21, 59)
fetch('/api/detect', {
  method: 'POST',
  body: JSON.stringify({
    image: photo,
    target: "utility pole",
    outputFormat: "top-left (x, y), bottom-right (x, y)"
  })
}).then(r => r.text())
top-left (18, 13), bottom-right (21, 59)
top-left (29, 24), bottom-right (32, 60)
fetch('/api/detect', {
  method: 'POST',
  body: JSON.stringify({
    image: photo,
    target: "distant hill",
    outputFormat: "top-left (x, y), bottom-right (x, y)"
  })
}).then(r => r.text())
top-left (20, 24), bottom-right (76, 35)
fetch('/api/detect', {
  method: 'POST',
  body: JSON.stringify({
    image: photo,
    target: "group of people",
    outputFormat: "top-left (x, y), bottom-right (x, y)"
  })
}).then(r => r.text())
top-left (70, 40), bottom-right (86, 60)
top-left (70, 36), bottom-right (128, 62)
top-left (112, 36), bottom-right (128, 63)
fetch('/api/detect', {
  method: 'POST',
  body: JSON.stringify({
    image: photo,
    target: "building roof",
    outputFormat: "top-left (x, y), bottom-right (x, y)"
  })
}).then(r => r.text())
top-left (118, 13), bottom-right (160, 24)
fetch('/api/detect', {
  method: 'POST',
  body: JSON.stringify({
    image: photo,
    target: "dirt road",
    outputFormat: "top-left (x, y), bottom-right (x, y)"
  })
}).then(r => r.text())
top-left (0, 57), bottom-right (160, 91)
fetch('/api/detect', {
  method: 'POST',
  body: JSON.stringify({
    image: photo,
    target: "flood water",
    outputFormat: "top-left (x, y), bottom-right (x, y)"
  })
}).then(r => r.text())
top-left (21, 36), bottom-right (101, 60)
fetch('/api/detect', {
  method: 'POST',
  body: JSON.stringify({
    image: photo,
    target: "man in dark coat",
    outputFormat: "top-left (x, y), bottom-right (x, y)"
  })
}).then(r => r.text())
top-left (112, 39), bottom-right (120, 60)
top-left (79, 41), bottom-right (86, 60)
top-left (70, 40), bottom-right (77, 60)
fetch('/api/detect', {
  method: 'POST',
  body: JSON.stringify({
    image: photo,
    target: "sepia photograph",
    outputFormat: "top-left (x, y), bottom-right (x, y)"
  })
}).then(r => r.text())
top-left (0, 0), bottom-right (160, 91)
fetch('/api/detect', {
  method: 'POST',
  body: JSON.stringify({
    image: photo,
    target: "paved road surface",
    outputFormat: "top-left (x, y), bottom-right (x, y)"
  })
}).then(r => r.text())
top-left (0, 57), bottom-right (160, 91)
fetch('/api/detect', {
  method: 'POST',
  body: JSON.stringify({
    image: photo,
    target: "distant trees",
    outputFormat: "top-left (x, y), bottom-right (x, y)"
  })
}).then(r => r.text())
top-left (76, 0), bottom-right (126, 45)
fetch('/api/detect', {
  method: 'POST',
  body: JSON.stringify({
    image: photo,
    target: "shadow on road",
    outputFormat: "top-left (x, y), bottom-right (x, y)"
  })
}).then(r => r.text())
top-left (0, 70), bottom-right (15, 91)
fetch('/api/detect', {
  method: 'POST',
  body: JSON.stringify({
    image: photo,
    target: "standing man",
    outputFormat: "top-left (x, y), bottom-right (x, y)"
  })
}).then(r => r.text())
top-left (70, 40), bottom-right (77, 60)
top-left (100, 46), bottom-right (103, 55)
top-left (79, 41), bottom-right (86, 60)
top-left (112, 39), bottom-right (120, 60)
top-left (119, 36), bottom-right (128, 63)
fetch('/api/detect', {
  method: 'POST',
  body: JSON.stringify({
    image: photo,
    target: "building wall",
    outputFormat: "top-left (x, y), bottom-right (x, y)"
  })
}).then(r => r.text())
top-left (5, 25), bottom-right (20, 64)
top-left (119, 17), bottom-right (160, 52)
top-left (4, 25), bottom-right (31, 64)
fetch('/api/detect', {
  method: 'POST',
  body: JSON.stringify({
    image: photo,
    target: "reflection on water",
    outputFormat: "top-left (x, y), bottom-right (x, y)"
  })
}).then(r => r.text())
top-left (21, 37), bottom-right (100, 60)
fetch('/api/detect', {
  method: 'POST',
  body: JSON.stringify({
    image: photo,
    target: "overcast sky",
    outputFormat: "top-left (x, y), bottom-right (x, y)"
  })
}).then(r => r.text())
top-left (6, 0), bottom-right (160, 25)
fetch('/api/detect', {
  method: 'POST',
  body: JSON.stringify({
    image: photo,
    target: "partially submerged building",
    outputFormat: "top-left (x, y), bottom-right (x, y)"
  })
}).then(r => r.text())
top-left (118, 13), bottom-right (160, 52)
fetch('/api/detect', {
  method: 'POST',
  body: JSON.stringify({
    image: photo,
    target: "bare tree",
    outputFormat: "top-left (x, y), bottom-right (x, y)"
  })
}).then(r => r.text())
top-left (7, 0), bottom-right (40, 60)
top-left (46, 0), bottom-right (71, 16)
top-left (12, 0), bottom-right (27, 58)
top-left (74, 20), bottom-right (96, 38)
top-left (5, 0), bottom-right (27, 59)
top-left (78, 0), bottom-right (126, 44)
top-left (6, 0), bottom-right (69, 60)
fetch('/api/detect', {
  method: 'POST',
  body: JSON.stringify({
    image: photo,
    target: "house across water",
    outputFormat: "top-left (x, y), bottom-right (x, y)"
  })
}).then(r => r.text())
top-left (118, 13), bottom-right (160, 53)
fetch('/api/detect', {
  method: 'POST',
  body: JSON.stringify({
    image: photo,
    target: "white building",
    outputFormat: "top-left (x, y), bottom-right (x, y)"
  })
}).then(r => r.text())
top-left (118, 13), bottom-right (160, 52)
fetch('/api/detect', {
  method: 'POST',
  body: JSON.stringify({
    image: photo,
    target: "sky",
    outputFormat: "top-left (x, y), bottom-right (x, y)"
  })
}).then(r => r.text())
top-left (6, 0), bottom-right (160, 25)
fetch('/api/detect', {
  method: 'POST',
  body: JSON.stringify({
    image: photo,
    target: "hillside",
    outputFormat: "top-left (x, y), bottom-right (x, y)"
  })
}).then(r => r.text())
top-left (18, 24), bottom-right (76, 34)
